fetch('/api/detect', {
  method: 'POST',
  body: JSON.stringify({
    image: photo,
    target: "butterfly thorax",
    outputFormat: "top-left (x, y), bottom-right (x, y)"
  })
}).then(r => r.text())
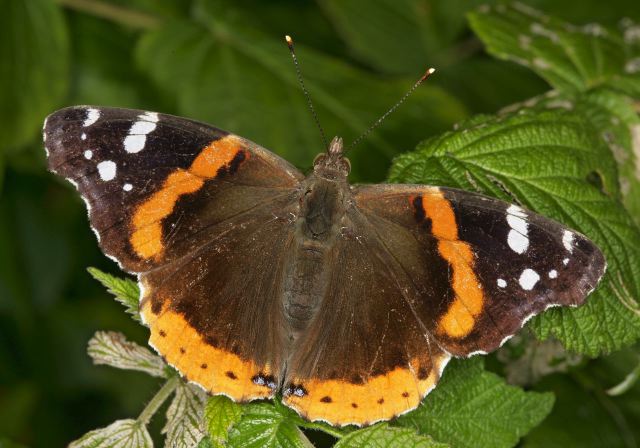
top-left (282, 138), bottom-right (352, 335)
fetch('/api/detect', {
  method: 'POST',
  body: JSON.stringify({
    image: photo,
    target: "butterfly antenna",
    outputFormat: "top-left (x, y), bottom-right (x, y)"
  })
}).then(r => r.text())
top-left (345, 67), bottom-right (436, 153)
top-left (285, 35), bottom-right (329, 151)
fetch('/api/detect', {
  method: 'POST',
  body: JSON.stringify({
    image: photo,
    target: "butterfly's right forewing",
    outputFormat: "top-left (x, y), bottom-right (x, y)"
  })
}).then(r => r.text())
top-left (45, 106), bottom-right (305, 402)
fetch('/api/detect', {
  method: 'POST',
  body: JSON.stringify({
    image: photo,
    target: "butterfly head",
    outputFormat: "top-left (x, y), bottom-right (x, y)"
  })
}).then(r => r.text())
top-left (313, 136), bottom-right (351, 180)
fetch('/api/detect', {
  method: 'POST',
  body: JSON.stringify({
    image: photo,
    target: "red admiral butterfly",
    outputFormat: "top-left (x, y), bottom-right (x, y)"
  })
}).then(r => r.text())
top-left (44, 46), bottom-right (605, 425)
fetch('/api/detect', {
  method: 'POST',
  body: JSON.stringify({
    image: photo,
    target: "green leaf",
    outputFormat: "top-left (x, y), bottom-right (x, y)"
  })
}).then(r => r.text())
top-left (68, 14), bottom-right (147, 108)
top-left (469, 5), bottom-right (640, 220)
top-left (88, 267), bottom-right (141, 323)
top-left (68, 419), bottom-right (153, 448)
top-left (390, 109), bottom-right (640, 355)
top-left (496, 334), bottom-right (582, 386)
top-left (135, 0), bottom-right (465, 182)
top-left (227, 402), bottom-right (312, 448)
top-left (526, 87), bottom-right (640, 222)
top-left (0, 438), bottom-right (28, 448)
top-left (523, 348), bottom-right (640, 447)
top-left (321, 0), bottom-right (488, 73)
top-left (204, 395), bottom-right (243, 448)
top-left (335, 423), bottom-right (448, 448)
top-left (396, 358), bottom-right (554, 448)
top-left (87, 331), bottom-right (166, 378)
top-left (0, 0), bottom-right (68, 152)
top-left (573, 89), bottom-right (640, 219)
top-left (468, 3), bottom-right (630, 93)
top-left (163, 381), bottom-right (208, 448)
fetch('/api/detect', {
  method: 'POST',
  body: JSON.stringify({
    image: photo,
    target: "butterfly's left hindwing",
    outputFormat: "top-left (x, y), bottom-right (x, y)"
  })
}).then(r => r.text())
top-left (354, 184), bottom-right (606, 357)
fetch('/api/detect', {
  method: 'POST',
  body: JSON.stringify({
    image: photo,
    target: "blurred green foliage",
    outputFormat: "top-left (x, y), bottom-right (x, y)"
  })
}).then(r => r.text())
top-left (2, 0), bottom-right (640, 447)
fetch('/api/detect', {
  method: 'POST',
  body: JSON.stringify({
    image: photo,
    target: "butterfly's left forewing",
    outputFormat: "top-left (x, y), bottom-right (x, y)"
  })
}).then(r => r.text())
top-left (354, 184), bottom-right (606, 357)
top-left (44, 106), bottom-right (303, 273)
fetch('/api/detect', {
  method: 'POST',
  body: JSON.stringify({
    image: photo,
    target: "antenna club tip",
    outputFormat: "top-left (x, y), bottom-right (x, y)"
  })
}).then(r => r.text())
top-left (421, 67), bottom-right (436, 81)
top-left (285, 35), bottom-right (293, 45)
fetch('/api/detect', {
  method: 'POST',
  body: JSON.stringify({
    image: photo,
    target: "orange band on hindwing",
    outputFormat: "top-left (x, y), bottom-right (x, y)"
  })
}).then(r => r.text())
top-left (130, 135), bottom-right (248, 260)
top-left (283, 355), bottom-right (450, 426)
top-left (141, 301), bottom-right (275, 401)
top-left (412, 189), bottom-right (484, 338)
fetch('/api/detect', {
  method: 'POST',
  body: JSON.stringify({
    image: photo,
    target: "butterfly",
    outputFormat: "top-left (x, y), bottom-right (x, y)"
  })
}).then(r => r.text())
top-left (43, 105), bottom-right (605, 427)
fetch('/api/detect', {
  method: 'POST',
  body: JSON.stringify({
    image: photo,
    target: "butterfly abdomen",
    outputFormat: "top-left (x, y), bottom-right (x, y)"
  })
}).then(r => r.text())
top-left (283, 176), bottom-right (350, 332)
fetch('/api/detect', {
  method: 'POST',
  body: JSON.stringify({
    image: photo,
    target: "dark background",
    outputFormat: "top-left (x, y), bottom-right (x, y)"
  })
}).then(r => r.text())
top-left (1, 0), bottom-right (639, 447)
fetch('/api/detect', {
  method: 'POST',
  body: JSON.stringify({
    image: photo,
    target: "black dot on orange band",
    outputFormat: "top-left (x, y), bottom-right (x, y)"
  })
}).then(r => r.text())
top-left (151, 301), bottom-right (162, 315)
top-left (320, 396), bottom-right (332, 403)
top-left (412, 195), bottom-right (425, 222)
top-left (351, 403), bottom-right (358, 408)
top-left (402, 392), bottom-right (410, 398)
top-left (200, 363), bottom-right (208, 369)
top-left (159, 330), bottom-right (166, 337)
top-left (377, 398), bottom-right (384, 404)
top-left (179, 347), bottom-right (186, 354)
top-left (225, 371), bottom-right (237, 380)
top-left (351, 374), bottom-right (365, 384)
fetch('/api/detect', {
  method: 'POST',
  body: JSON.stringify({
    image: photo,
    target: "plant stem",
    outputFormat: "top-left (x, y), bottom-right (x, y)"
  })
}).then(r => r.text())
top-left (137, 376), bottom-right (179, 425)
top-left (299, 421), bottom-right (345, 439)
top-left (55, 0), bottom-right (160, 29)
top-left (607, 359), bottom-right (640, 396)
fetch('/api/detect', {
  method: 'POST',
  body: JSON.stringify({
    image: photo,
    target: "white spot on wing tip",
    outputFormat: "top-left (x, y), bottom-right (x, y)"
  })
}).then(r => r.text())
top-left (97, 160), bottom-right (117, 181)
top-left (143, 111), bottom-right (159, 122)
top-left (123, 111), bottom-right (160, 153)
top-left (84, 150), bottom-right (93, 159)
top-left (549, 269), bottom-right (558, 279)
top-left (563, 257), bottom-right (570, 266)
top-left (497, 278), bottom-right (507, 288)
top-left (130, 121), bottom-right (157, 135)
top-left (563, 230), bottom-right (575, 252)
top-left (83, 108), bottom-right (100, 127)
top-left (519, 268), bottom-right (540, 290)
top-left (508, 229), bottom-right (529, 254)
top-left (124, 134), bottom-right (146, 153)
top-left (123, 183), bottom-right (133, 191)
top-left (506, 206), bottom-right (529, 254)
top-left (507, 205), bottom-right (526, 217)
top-left (81, 133), bottom-right (87, 141)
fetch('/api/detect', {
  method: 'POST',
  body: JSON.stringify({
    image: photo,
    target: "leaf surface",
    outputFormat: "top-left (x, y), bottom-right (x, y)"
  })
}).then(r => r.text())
top-left (87, 331), bottom-right (166, 378)
top-left (69, 419), bottom-right (152, 448)
top-left (396, 359), bottom-right (554, 448)
top-left (390, 109), bottom-right (640, 355)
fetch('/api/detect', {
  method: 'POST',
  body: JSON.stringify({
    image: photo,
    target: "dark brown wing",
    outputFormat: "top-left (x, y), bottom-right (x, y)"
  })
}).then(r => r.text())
top-left (282, 183), bottom-right (605, 426)
top-left (44, 106), bottom-right (302, 272)
top-left (140, 192), bottom-right (298, 401)
top-left (353, 184), bottom-right (606, 356)
top-left (44, 106), bottom-right (304, 401)
top-left (282, 203), bottom-right (451, 426)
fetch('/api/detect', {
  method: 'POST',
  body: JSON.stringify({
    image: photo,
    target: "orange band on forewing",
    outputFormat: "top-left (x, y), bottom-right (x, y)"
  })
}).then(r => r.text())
top-left (417, 191), bottom-right (484, 338)
top-left (130, 136), bottom-right (246, 260)
top-left (284, 355), bottom-right (449, 426)
top-left (141, 301), bottom-right (274, 401)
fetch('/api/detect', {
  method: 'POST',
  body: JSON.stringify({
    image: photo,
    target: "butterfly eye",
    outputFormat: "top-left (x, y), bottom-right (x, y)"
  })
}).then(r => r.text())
top-left (313, 153), bottom-right (327, 166)
top-left (340, 157), bottom-right (351, 175)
